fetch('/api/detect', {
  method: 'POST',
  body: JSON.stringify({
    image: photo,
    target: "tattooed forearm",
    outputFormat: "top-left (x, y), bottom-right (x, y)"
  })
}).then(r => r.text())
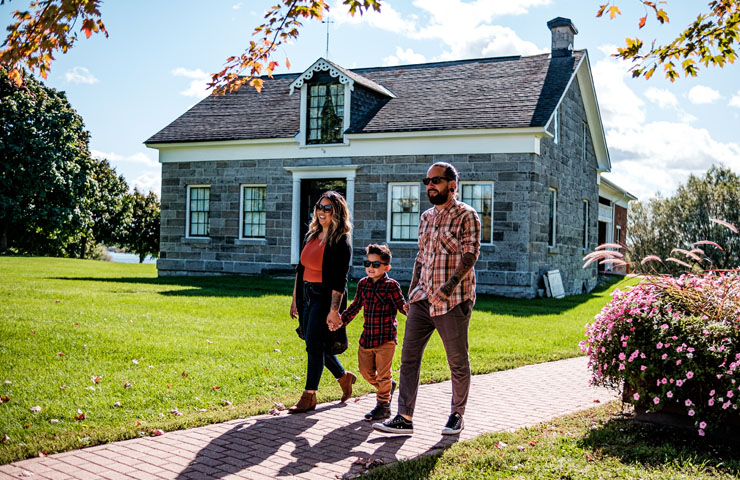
top-left (408, 258), bottom-right (422, 294)
top-left (440, 253), bottom-right (477, 297)
top-left (330, 290), bottom-right (342, 312)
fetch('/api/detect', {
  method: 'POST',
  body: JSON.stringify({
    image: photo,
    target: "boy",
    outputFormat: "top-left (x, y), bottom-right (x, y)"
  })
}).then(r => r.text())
top-left (340, 244), bottom-right (407, 420)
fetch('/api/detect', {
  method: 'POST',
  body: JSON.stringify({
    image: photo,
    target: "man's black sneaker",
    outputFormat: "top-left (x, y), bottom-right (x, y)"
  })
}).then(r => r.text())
top-left (364, 401), bottom-right (391, 421)
top-left (441, 412), bottom-right (464, 435)
top-left (372, 414), bottom-right (413, 434)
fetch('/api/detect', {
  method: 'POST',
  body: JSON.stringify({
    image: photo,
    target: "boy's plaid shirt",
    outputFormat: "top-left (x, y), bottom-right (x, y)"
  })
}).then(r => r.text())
top-left (408, 199), bottom-right (481, 316)
top-left (340, 274), bottom-right (406, 348)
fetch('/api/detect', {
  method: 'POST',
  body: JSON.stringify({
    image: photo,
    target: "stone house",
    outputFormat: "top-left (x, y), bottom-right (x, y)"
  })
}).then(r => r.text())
top-left (145, 17), bottom-right (633, 298)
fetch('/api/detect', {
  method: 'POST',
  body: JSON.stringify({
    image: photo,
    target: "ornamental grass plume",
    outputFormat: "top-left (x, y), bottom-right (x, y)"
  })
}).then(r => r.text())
top-left (580, 219), bottom-right (740, 436)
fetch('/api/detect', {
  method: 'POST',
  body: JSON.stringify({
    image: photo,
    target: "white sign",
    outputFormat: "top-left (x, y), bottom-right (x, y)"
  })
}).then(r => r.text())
top-left (547, 270), bottom-right (565, 299)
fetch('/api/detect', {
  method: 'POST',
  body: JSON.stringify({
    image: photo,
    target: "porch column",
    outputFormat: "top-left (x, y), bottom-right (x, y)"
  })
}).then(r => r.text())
top-left (291, 177), bottom-right (301, 264)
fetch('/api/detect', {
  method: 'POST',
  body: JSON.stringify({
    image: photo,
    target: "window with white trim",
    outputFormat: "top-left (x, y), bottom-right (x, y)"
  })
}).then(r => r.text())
top-left (388, 183), bottom-right (420, 242)
top-left (241, 185), bottom-right (266, 238)
top-left (460, 181), bottom-right (493, 244)
top-left (582, 199), bottom-right (589, 250)
top-left (548, 188), bottom-right (557, 247)
top-left (307, 83), bottom-right (344, 144)
top-left (187, 186), bottom-right (210, 237)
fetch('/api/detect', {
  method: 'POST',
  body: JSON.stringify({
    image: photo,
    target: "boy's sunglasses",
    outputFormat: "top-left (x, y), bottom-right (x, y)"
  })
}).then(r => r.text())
top-left (422, 176), bottom-right (452, 185)
top-left (363, 260), bottom-right (388, 268)
top-left (315, 203), bottom-right (333, 212)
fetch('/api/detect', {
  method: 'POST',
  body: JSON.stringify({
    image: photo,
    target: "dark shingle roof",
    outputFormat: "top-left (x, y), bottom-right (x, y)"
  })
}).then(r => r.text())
top-left (146, 51), bottom-right (585, 144)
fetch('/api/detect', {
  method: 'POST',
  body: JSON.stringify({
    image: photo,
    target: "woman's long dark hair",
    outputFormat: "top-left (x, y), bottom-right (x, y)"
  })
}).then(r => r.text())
top-left (305, 190), bottom-right (352, 246)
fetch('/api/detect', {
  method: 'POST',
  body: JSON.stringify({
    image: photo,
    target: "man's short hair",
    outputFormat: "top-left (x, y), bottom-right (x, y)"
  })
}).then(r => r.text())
top-left (431, 161), bottom-right (458, 184)
top-left (366, 243), bottom-right (392, 264)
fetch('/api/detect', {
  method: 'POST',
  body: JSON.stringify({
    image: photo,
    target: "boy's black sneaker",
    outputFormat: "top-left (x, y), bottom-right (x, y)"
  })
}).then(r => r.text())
top-left (364, 401), bottom-right (391, 421)
top-left (441, 412), bottom-right (464, 435)
top-left (372, 414), bottom-right (413, 434)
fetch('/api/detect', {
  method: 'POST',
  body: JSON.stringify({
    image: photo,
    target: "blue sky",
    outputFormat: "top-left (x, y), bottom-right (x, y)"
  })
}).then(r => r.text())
top-left (4, 0), bottom-right (739, 201)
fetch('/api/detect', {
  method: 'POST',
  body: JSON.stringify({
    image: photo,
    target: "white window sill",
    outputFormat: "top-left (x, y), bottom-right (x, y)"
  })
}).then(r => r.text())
top-left (235, 238), bottom-right (267, 246)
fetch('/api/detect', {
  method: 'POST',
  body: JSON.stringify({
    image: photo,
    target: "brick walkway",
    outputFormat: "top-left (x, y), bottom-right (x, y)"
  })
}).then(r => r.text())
top-left (0, 357), bottom-right (618, 479)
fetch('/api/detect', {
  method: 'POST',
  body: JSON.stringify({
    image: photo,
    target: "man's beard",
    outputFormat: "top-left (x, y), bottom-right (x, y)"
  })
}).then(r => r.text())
top-left (427, 189), bottom-right (449, 205)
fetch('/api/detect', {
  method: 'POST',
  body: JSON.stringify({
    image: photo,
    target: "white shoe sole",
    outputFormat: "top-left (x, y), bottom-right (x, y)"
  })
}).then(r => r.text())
top-left (372, 422), bottom-right (413, 434)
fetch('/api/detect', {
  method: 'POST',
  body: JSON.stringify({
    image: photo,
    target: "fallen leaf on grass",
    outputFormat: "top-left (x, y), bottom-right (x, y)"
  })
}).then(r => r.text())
top-left (593, 399), bottom-right (601, 403)
top-left (113, 402), bottom-right (121, 408)
top-left (273, 348), bottom-right (281, 353)
top-left (206, 340), bottom-right (213, 344)
top-left (74, 409), bottom-right (86, 421)
top-left (528, 440), bottom-right (538, 446)
top-left (212, 385), bottom-right (220, 391)
top-left (272, 402), bottom-right (285, 411)
top-left (91, 375), bottom-right (101, 384)
top-left (223, 400), bottom-right (232, 406)
top-left (123, 382), bottom-right (132, 389)
top-left (49, 419), bottom-right (59, 424)
top-left (517, 445), bottom-right (526, 451)
top-left (55, 300), bottom-right (60, 303)
top-left (494, 441), bottom-right (507, 449)
top-left (132, 359), bottom-right (139, 365)
top-left (0, 396), bottom-right (9, 403)
top-left (275, 340), bottom-right (280, 345)
top-left (59, 385), bottom-right (68, 390)
top-left (29, 331), bottom-right (35, 335)
top-left (73, 322), bottom-right (79, 327)
top-left (30, 406), bottom-right (41, 413)
top-left (38, 451), bottom-right (47, 457)
top-left (149, 429), bottom-right (164, 436)
top-left (2, 435), bottom-right (9, 443)
top-left (57, 352), bottom-right (65, 356)
top-left (170, 409), bottom-right (183, 416)
top-left (181, 372), bottom-right (188, 378)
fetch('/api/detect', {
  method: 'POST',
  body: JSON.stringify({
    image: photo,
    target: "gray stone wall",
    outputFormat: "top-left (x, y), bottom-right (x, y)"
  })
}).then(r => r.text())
top-left (158, 79), bottom-right (599, 298)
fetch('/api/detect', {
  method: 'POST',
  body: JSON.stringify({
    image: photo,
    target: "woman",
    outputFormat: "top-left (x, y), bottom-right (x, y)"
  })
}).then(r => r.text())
top-left (288, 190), bottom-right (355, 413)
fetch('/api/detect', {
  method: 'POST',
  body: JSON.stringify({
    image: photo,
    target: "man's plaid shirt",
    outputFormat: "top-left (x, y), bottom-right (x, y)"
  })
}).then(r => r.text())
top-left (340, 274), bottom-right (406, 349)
top-left (408, 199), bottom-right (481, 316)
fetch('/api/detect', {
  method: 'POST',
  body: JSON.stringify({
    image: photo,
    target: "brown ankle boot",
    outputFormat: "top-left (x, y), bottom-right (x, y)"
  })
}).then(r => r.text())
top-left (337, 371), bottom-right (356, 402)
top-left (288, 391), bottom-right (316, 414)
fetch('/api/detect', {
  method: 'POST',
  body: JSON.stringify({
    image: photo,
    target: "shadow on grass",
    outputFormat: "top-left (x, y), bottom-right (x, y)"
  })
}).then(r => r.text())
top-left (52, 274), bottom-right (295, 298)
top-left (474, 275), bottom-right (628, 317)
top-left (579, 414), bottom-right (740, 474)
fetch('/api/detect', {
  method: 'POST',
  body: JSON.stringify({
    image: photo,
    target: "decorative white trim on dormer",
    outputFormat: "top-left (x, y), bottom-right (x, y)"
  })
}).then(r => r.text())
top-left (289, 58), bottom-right (354, 95)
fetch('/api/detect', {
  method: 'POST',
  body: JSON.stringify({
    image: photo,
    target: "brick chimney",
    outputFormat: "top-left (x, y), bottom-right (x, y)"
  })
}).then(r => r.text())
top-left (547, 17), bottom-right (578, 57)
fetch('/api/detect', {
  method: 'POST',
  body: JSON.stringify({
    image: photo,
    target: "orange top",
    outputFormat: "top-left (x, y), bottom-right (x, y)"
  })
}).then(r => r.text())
top-left (301, 237), bottom-right (325, 283)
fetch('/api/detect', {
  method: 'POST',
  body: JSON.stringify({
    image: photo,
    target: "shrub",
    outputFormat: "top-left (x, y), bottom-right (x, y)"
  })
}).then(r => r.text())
top-left (581, 272), bottom-right (740, 436)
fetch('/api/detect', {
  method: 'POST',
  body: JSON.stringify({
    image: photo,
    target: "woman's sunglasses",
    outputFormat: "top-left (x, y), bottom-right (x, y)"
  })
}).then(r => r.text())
top-left (363, 260), bottom-right (388, 268)
top-left (422, 176), bottom-right (452, 185)
top-left (315, 203), bottom-right (333, 212)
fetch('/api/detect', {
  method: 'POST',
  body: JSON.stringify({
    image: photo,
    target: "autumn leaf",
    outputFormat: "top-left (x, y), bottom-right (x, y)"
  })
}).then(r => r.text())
top-left (123, 381), bottom-right (132, 389)
top-left (181, 371), bottom-right (188, 378)
top-left (2, 435), bottom-right (9, 443)
top-left (150, 429), bottom-right (164, 436)
top-left (212, 385), bottom-right (220, 391)
top-left (639, 15), bottom-right (647, 28)
top-left (0, 396), bottom-right (9, 403)
top-left (58, 352), bottom-right (65, 356)
top-left (609, 5), bottom-right (621, 19)
top-left (59, 385), bottom-right (68, 390)
top-left (91, 375), bottom-right (101, 384)
top-left (74, 409), bottom-right (86, 421)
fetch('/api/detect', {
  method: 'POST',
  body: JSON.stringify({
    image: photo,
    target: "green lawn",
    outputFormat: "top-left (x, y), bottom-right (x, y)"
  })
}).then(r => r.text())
top-left (364, 402), bottom-right (740, 479)
top-left (0, 256), bottom-right (636, 464)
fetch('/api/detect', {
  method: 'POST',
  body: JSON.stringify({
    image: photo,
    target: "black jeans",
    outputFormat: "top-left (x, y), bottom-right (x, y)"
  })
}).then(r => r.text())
top-left (303, 282), bottom-right (345, 390)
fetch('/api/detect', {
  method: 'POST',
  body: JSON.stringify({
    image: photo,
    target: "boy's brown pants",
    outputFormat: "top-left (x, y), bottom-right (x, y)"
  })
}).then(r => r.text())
top-left (358, 341), bottom-right (396, 402)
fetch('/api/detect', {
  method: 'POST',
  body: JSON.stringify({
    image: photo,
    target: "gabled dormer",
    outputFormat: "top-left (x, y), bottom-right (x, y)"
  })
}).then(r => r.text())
top-left (289, 58), bottom-right (395, 147)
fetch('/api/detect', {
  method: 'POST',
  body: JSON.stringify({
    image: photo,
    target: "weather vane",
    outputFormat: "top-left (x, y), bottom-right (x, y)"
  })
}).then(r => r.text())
top-left (322, 14), bottom-right (334, 59)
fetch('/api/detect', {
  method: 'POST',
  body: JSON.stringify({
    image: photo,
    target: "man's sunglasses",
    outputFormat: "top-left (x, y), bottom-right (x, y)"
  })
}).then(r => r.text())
top-left (363, 260), bottom-right (388, 268)
top-left (315, 203), bottom-right (333, 212)
top-left (422, 176), bottom-right (452, 185)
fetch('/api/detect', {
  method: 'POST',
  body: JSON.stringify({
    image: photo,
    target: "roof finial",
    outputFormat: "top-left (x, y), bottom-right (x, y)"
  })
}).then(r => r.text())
top-left (322, 14), bottom-right (334, 59)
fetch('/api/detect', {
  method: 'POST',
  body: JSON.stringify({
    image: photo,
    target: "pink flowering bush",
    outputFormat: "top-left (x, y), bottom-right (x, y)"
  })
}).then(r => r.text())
top-left (580, 272), bottom-right (740, 436)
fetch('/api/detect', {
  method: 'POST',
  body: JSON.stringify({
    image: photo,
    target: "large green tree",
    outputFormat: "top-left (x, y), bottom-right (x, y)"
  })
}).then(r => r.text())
top-left (0, 68), bottom-right (95, 255)
top-left (4, 1), bottom-right (735, 93)
top-left (120, 189), bottom-right (159, 263)
top-left (628, 165), bottom-right (740, 274)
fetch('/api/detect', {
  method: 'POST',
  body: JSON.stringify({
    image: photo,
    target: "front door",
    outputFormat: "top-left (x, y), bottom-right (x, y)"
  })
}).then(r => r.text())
top-left (299, 179), bottom-right (347, 244)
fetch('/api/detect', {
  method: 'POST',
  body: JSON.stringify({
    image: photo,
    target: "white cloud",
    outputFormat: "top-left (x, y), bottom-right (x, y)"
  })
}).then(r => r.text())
top-left (232, 2), bottom-right (243, 9)
top-left (688, 85), bottom-right (721, 104)
top-left (131, 173), bottom-right (161, 196)
top-left (383, 47), bottom-right (426, 66)
top-left (92, 150), bottom-right (159, 169)
top-left (171, 67), bottom-right (211, 99)
top-left (65, 66), bottom-right (98, 85)
top-left (644, 87), bottom-right (677, 109)
top-left (591, 51), bottom-right (740, 201)
top-left (334, 0), bottom-right (547, 61)
top-left (730, 90), bottom-right (740, 108)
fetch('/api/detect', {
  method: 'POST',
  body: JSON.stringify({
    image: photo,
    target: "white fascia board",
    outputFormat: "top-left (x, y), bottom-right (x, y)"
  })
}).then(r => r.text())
top-left (576, 52), bottom-right (611, 173)
top-left (148, 128), bottom-right (546, 163)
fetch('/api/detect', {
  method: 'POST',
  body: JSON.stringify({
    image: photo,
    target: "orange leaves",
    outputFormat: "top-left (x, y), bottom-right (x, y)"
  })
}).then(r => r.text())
top-left (609, 5), bottom-right (621, 19)
top-left (639, 15), bottom-right (647, 28)
top-left (1, 0), bottom-right (108, 89)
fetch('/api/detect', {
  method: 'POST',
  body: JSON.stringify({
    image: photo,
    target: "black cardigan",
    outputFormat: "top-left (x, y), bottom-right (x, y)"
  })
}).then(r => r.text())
top-left (295, 233), bottom-right (352, 329)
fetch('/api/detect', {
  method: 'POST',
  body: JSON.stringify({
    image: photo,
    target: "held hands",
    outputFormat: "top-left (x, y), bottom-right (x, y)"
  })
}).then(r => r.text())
top-left (327, 310), bottom-right (343, 331)
top-left (428, 288), bottom-right (450, 308)
top-left (290, 298), bottom-right (299, 319)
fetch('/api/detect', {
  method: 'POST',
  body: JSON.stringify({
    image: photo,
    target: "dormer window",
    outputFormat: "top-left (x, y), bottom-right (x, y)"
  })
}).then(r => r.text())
top-left (307, 82), bottom-right (344, 144)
